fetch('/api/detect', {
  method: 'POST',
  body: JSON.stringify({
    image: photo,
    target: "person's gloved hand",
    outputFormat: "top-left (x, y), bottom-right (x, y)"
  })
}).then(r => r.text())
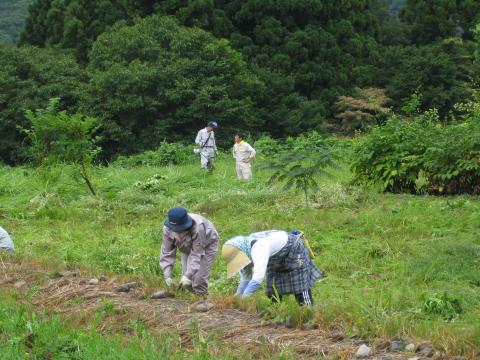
top-left (165, 277), bottom-right (175, 287)
top-left (235, 280), bottom-right (250, 296)
top-left (180, 275), bottom-right (192, 287)
top-left (241, 280), bottom-right (262, 297)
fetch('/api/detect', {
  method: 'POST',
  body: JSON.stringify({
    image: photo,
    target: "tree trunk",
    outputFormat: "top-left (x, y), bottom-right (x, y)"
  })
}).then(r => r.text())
top-left (79, 161), bottom-right (96, 196)
top-left (303, 178), bottom-right (308, 206)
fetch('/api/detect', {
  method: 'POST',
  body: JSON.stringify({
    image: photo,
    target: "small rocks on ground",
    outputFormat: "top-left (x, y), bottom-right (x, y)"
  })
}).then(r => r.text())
top-left (114, 282), bottom-right (138, 293)
top-left (406, 344), bottom-right (416, 352)
top-left (151, 290), bottom-right (174, 299)
top-left (194, 301), bottom-right (214, 312)
top-left (408, 357), bottom-right (420, 360)
top-left (376, 356), bottom-right (393, 360)
top-left (356, 344), bottom-right (373, 358)
top-left (390, 340), bottom-right (405, 352)
top-left (433, 351), bottom-right (447, 360)
top-left (99, 276), bottom-right (107, 282)
top-left (372, 338), bottom-right (389, 350)
top-left (56, 270), bottom-right (79, 278)
top-left (416, 341), bottom-right (434, 357)
top-left (14, 280), bottom-right (27, 288)
top-left (329, 329), bottom-right (345, 341)
top-left (301, 321), bottom-right (318, 330)
top-left (87, 278), bottom-right (99, 285)
top-left (284, 316), bottom-right (296, 329)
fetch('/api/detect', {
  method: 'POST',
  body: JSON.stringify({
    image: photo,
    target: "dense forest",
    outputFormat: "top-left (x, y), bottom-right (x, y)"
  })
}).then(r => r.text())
top-left (1, 0), bottom-right (479, 164)
top-left (0, 0), bottom-right (32, 44)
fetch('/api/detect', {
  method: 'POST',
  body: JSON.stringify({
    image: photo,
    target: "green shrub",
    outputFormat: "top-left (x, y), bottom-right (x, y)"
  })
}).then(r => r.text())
top-left (254, 136), bottom-right (282, 158)
top-left (20, 98), bottom-right (101, 196)
top-left (255, 132), bottom-right (346, 159)
top-left (114, 141), bottom-right (193, 167)
top-left (352, 104), bottom-right (480, 194)
top-left (422, 293), bottom-right (462, 321)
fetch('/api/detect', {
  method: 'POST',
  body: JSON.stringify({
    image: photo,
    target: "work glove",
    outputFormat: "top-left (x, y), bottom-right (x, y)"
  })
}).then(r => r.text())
top-left (241, 280), bottom-right (262, 297)
top-left (235, 280), bottom-right (250, 296)
top-left (165, 277), bottom-right (175, 287)
top-left (179, 275), bottom-right (192, 287)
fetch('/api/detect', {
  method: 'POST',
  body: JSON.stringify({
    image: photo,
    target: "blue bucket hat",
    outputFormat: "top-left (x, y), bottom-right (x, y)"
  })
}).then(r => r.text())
top-left (164, 207), bottom-right (193, 232)
top-left (207, 121), bottom-right (218, 128)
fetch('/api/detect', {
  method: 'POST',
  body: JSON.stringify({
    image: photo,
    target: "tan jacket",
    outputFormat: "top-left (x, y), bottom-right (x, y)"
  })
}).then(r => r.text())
top-left (159, 213), bottom-right (219, 279)
top-left (233, 141), bottom-right (256, 163)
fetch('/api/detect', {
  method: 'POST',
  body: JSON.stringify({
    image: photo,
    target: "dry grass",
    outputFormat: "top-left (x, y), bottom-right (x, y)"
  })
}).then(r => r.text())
top-left (0, 256), bottom-right (411, 359)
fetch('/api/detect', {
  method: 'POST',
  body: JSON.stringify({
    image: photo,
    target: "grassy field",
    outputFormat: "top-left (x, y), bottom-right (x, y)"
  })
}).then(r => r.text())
top-left (1, 148), bottom-right (479, 356)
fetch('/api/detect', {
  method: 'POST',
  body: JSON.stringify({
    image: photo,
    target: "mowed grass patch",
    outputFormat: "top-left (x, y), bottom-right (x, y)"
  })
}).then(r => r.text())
top-left (1, 152), bottom-right (479, 355)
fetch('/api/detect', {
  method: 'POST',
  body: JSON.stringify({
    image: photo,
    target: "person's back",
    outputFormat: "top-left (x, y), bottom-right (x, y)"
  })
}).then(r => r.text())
top-left (0, 226), bottom-right (15, 253)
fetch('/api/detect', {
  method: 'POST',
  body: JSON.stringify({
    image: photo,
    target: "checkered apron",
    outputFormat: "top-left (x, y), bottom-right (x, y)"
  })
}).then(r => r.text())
top-left (265, 233), bottom-right (322, 296)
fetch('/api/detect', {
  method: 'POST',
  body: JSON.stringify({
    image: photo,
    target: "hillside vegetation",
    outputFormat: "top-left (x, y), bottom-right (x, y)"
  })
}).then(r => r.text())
top-left (1, 1), bottom-right (478, 165)
top-left (0, 0), bottom-right (31, 44)
top-left (1, 144), bottom-right (479, 356)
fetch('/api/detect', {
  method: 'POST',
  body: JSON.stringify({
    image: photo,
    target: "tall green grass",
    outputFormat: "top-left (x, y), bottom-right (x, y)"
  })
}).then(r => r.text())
top-left (0, 149), bottom-right (479, 354)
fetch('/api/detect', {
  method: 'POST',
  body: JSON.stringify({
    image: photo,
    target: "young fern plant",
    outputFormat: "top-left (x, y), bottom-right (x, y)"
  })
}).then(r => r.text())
top-left (266, 147), bottom-right (338, 206)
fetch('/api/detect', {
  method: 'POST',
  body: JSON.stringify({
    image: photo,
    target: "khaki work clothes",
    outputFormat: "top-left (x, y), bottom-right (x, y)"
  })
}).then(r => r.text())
top-left (233, 141), bottom-right (256, 180)
top-left (160, 213), bottom-right (219, 295)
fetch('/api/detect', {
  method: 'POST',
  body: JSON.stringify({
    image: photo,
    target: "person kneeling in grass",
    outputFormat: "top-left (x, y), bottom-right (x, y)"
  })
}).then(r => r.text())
top-left (0, 226), bottom-right (15, 253)
top-left (222, 230), bottom-right (322, 305)
top-left (160, 207), bottom-right (219, 296)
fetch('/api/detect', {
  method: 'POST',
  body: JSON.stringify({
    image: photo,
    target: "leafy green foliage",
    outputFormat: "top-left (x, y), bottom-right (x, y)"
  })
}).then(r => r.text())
top-left (19, 0), bottom-right (143, 62)
top-left (0, 0), bottom-right (32, 44)
top-left (352, 101), bottom-right (480, 194)
top-left (114, 142), bottom-right (194, 168)
top-left (379, 39), bottom-right (478, 117)
top-left (83, 15), bottom-right (260, 157)
top-left (266, 134), bottom-right (337, 205)
top-left (400, 0), bottom-right (480, 44)
top-left (422, 293), bottom-right (462, 321)
top-left (20, 98), bottom-right (101, 195)
top-left (1, 144), bottom-right (480, 352)
top-left (253, 136), bottom-right (283, 159)
top-left (19, 0), bottom-right (386, 137)
top-left (0, 45), bottom-right (85, 164)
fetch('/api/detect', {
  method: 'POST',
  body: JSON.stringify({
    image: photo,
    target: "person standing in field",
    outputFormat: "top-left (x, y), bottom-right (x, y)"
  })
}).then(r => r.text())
top-left (222, 230), bottom-right (321, 305)
top-left (0, 226), bottom-right (15, 253)
top-left (160, 207), bottom-right (219, 296)
top-left (195, 121), bottom-right (218, 170)
top-left (233, 132), bottom-right (256, 180)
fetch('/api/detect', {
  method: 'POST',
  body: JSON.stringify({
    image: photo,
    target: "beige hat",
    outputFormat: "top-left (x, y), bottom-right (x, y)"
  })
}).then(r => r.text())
top-left (222, 244), bottom-right (251, 278)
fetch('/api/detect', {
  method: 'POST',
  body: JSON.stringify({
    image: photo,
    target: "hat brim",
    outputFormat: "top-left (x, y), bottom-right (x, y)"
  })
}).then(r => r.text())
top-left (222, 245), bottom-right (252, 278)
top-left (164, 215), bottom-right (193, 232)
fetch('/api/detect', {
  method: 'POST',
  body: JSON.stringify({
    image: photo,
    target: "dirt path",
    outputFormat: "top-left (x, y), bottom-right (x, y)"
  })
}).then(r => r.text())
top-left (0, 259), bottom-right (409, 359)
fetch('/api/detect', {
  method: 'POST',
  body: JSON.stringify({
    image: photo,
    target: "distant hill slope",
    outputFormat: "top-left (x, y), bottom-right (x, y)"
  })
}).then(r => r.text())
top-left (0, 0), bottom-right (32, 44)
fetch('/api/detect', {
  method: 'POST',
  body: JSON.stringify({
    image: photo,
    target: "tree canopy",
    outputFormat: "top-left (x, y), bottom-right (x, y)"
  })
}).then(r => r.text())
top-left (0, 0), bottom-right (478, 164)
top-left (0, 45), bottom-right (85, 164)
top-left (0, 0), bottom-right (32, 44)
top-left (82, 15), bottom-right (261, 156)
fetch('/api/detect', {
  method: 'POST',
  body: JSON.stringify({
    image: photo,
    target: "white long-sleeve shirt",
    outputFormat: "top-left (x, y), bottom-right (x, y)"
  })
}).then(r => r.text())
top-left (0, 227), bottom-right (14, 251)
top-left (195, 128), bottom-right (217, 151)
top-left (239, 231), bottom-right (288, 284)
